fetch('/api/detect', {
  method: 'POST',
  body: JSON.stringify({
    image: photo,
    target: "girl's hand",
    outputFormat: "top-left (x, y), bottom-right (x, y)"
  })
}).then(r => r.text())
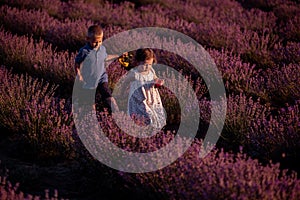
top-left (154, 78), bottom-right (164, 87)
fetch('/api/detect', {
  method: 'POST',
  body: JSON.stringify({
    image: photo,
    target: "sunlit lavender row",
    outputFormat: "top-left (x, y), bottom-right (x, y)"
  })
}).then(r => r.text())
top-left (0, 0), bottom-right (299, 67)
top-left (0, 67), bottom-right (75, 160)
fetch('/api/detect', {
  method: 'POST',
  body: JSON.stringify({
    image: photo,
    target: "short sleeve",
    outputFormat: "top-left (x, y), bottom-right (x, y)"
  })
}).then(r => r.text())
top-left (75, 48), bottom-right (85, 64)
top-left (126, 70), bottom-right (135, 81)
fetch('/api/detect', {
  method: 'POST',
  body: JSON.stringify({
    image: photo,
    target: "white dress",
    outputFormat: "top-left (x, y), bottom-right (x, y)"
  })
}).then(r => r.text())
top-left (128, 68), bottom-right (166, 129)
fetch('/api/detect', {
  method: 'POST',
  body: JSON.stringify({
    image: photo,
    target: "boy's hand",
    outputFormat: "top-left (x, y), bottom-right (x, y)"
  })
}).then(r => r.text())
top-left (122, 52), bottom-right (128, 57)
top-left (77, 68), bottom-right (84, 82)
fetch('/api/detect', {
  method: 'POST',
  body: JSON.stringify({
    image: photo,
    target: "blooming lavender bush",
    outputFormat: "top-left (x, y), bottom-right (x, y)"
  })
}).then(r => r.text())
top-left (71, 109), bottom-right (300, 199)
top-left (263, 63), bottom-right (300, 106)
top-left (0, 67), bottom-right (74, 160)
top-left (2, 0), bottom-right (294, 68)
top-left (0, 29), bottom-right (76, 87)
top-left (0, 5), bottom-right (93, 51)
top-left (248, 101), bottom-right (300, 162)
top-left (0, 0), bottom-right (61, 16)
top-left (273, 42), bottom-right (300, 65)
top-left (120, 142), bottom-right (300, 199)
top-left (0, 172), bottom-right (64, 200)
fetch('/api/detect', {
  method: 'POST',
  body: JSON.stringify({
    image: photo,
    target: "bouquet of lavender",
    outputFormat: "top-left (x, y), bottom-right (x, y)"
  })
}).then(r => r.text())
top-left (118, 52), bottom-right (134, 71)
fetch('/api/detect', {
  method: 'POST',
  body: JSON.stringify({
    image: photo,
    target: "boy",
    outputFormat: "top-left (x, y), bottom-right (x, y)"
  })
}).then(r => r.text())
top-left (74, 25), bottom-right (118, 112)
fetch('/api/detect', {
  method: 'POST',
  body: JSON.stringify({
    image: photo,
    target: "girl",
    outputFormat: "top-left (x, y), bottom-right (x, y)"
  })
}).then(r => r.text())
top-left (123, 48), bottom-right (166, 129)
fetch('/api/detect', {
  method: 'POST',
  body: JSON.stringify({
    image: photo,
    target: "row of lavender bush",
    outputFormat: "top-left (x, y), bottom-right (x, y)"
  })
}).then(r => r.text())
top-left (0, 173), bottom-right (63, 200)
top-left (0, 28), bottom-right (76, 87)
top-left (122, 145), bottom-right (300, 199)
top-left (0, 67), bottom-right (75, 160)
top-left (54, 108), bottom-right (300, 199)
top-left (0, 4), bottom-right (124, 51)
top-left (79, 112), bottom-right (300, 199)
top-left (1, 1), bottom-right (299, 68)
top-left (3, 0), bottom-right (297, 39)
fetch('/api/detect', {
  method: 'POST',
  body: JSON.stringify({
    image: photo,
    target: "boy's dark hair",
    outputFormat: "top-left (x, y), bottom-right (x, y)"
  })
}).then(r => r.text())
top-left (135, 48), bottom-right (157, 63)
top-left (87, 25), bottom-right (103, 37)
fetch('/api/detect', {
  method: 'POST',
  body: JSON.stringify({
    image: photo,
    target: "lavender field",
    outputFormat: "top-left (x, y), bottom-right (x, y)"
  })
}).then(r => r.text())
top-left (0, 0), bottom-right (299, 199)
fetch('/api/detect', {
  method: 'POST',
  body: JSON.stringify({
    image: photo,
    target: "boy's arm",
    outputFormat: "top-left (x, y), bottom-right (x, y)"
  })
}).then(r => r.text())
top-left (75, 48), bottom-right (85, 81)
top-left (105, 54), bottom-right (119, 62)
top-left (74, 63), bottom-right (83, 81)
top-left (74, 63), bottom-right (80, 73)
top-left (105, 51), bottom-right (130, 62)
top-left (104, 54), bottom-right (119, 69)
